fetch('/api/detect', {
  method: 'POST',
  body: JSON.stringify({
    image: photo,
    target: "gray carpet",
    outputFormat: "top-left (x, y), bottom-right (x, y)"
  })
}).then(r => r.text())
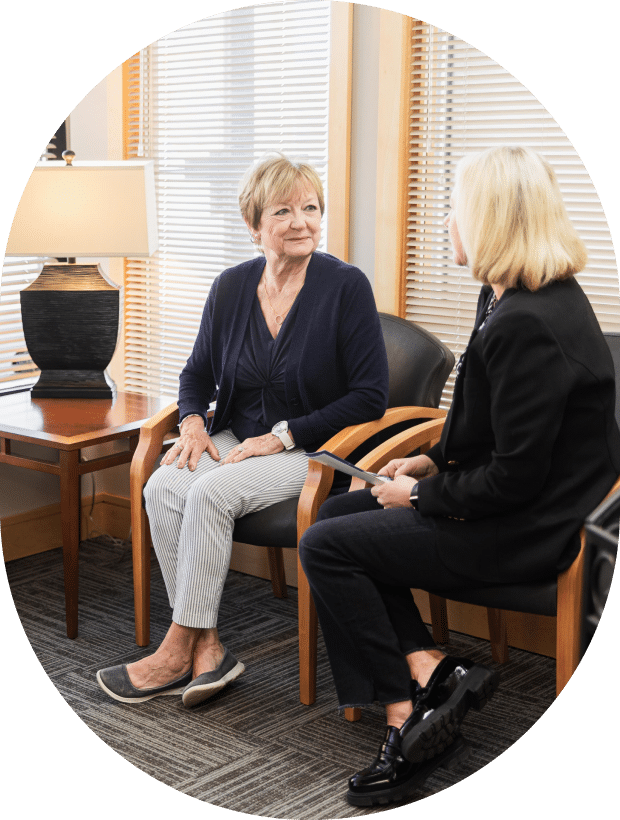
top-left (4, 535), bottom-right (556, 817)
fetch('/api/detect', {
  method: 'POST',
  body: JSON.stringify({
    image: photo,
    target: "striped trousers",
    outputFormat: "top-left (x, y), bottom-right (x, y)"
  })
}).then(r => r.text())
top-left (144, 428), bottom-right (309, 628)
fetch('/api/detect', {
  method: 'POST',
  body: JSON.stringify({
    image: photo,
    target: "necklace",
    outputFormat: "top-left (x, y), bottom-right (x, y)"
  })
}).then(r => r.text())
top-left (262, 276), bottom-right (304, 325)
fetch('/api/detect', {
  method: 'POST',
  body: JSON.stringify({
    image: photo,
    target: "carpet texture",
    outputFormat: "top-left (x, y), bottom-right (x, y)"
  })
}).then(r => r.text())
top-left (5, 536), bottom-right (556, 817)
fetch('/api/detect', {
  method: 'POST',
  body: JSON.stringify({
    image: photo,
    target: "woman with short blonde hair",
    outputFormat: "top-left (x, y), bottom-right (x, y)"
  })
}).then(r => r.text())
top-left (239, 152), bottom-right (325, 242)
top-left (97, 152), bottom-right (389, 708)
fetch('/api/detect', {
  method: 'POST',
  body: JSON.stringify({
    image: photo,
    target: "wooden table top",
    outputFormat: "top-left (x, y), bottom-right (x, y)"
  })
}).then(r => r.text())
top-left (0, 391), bottom-right (174, 449)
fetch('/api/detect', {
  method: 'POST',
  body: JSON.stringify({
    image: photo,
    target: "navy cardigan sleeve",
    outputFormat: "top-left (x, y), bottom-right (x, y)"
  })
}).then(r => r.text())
top-left (287, 267), bottom-right (388, 447)
top-left (177, 279), bottom-right (220, 428)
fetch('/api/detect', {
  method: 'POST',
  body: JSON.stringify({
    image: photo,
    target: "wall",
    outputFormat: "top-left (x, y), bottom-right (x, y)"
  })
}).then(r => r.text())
top-left (348, 3), bottom-right (380, 284)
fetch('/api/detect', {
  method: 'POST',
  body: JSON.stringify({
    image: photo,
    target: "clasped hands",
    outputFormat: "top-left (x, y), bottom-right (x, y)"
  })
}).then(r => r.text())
top-left (161, 415), bottom-right (285, 472)
top-left (371, 454), bottom-right (439, 509)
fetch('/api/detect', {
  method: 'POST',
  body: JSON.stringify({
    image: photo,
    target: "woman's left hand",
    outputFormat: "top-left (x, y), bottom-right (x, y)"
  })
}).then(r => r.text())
top-left (371, 475), bottom-right (417, 509)
top-left (219, 433), bottom-right (285, 465)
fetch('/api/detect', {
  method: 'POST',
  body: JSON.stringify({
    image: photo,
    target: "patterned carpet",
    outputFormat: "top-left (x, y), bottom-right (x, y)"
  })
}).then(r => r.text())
top-left (4, 536), bottom-right (557, 818)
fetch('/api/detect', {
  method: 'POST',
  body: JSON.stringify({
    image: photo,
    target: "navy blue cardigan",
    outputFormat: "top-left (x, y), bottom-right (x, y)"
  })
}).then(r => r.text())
top-left (178, 252), bottom-right (389, 451)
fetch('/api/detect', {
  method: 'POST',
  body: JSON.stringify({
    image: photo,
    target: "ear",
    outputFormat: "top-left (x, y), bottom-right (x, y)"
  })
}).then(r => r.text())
top-left (244, 219), bottom-right (260, 243)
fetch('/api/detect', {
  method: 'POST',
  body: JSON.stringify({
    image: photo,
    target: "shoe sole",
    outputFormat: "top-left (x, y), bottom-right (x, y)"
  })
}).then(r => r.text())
top-left (401, 665), bottom-right (500, 763)
top-left (96, 670), bottom-right (189, 704)
top-left (346, 734), bottom-right (470, 807)
top-left (182, 661), bottom-right (246, 708)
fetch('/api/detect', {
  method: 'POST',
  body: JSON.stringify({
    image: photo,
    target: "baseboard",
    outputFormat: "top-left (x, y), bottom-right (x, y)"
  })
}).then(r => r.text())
top-left (2, 497), bottom-right (556, 658)
top-left (1, 492), bottom-right (131, 562)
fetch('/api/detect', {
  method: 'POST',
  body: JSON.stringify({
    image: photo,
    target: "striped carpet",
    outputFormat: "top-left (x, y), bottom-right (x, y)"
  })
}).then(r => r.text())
top-left (4, 535), bottom-right (556, 817)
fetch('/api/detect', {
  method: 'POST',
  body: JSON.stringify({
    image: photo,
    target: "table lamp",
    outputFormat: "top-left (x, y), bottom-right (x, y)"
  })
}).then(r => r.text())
top-left (4, 152), bottom-right (158, 399)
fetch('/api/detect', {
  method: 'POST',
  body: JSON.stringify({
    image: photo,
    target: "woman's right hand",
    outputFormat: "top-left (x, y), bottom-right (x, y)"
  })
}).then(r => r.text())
top-left (161, 415), bottom-right (220, 471)
top-left (378, 454), bottom-right (439, 480)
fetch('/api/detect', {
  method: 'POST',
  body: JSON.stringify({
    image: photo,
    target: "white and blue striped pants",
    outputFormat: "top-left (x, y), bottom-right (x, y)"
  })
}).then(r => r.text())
top-left (143, 428), bottom-right (309, 628)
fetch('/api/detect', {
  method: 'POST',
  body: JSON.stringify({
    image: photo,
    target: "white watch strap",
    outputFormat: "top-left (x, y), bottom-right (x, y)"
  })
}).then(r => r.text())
top-left (276, 429), bottom-right (295, 449)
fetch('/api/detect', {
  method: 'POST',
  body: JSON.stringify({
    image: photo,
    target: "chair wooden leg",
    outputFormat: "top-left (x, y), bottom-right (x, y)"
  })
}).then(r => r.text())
top-left (487, 607), bottom-right (509, 664)
top-left (297, 553), bottom-right (318, 705)
top-left (556, 532), bottom-right (586, 695)
top-left (428, 593), bottom-right (449, 644)
top-left (345, 707), bottom-right (361, 721)
top-left (267, 546), bottom-right (288, 599)
top-left (132, 505), bottom-right (151, 647)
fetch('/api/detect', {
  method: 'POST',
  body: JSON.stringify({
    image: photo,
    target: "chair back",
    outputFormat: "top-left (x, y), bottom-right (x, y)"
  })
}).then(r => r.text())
top-left (603, 332), bottom-right (620, 427)
top-left (582, 475), bottom-right (620, 656)
top-left (379, 313), bottom-right (455, 409)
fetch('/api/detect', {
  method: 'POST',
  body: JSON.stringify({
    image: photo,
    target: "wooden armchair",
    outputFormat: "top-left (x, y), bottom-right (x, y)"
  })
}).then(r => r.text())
top-left (335, 416), bottom-right (620, 722)
top-left (129, 405), bottom-right (447, 700)
top-left (128, 313), bottom-right (455, 707)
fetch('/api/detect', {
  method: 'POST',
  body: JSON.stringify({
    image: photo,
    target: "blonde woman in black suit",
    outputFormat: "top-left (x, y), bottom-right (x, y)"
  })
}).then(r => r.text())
top-left (299, 145), bottom-right (620, 807)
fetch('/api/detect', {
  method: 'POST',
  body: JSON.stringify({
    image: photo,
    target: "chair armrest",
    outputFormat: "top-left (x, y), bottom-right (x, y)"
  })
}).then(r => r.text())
top-left (349, 417), bottom-right (446, 491)
top-left (130, 402), bottom-right (180, 497)
top-left (296, 406), bottom-right (446, 539)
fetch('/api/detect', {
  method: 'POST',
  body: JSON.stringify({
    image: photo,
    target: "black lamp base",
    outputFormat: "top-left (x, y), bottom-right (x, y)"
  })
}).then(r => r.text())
top-left (20, 263), bottom-right (120, 400)
top-left (31, 369), bottom-right (117, 399)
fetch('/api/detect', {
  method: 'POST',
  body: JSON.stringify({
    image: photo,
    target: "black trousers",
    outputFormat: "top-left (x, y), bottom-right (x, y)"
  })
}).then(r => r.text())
top-left (299, 489), bottom-right (485, 708)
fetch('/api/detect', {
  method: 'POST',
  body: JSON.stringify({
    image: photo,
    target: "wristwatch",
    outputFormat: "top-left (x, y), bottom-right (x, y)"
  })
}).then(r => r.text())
top-left (272, 420), bottom-right (295, 450)
top-left (409, 483), bottom-right (419, 510)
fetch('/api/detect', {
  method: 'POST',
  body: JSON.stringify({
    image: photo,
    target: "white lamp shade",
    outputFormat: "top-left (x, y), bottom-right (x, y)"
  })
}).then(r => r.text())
top-left (5, 160), bottom-right (158, 257)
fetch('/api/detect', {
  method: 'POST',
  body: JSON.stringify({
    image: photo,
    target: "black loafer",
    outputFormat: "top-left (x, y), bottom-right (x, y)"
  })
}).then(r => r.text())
top-left (96, 664), bottom-right (193, 703)
top-left (347, 725), bottom-right (469, 807)
top-left (400, 655), bottom-right (500, 763)
top-left (182, 648), bottom-right (245, 708)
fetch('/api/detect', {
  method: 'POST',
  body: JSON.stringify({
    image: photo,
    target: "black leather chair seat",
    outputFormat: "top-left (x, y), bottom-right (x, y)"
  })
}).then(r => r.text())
top-left (232, 497), bottom-right (298, 550)
top-left (430, 581), bottom-right (557, 617)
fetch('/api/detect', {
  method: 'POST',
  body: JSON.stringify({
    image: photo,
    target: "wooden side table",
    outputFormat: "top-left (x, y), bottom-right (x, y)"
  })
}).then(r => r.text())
top-left (0, 391), bottom-right (171, 638)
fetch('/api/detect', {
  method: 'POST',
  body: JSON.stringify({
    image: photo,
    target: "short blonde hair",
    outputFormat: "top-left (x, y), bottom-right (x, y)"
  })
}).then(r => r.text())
top-left (238, 152), bottom-right (325, 233)
top-left (454, 145), bottom-right (587, 291)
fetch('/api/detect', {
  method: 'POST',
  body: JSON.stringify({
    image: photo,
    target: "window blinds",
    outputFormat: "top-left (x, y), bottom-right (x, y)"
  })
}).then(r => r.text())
top-left (0, 258), bottom-right (42, 393)
top-left (124, 0), bottom-right (331, 398)
top-left (406, 22), bottom-right (620, 406)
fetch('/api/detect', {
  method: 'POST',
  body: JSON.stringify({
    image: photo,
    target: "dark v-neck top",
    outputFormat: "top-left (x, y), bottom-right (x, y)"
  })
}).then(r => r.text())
top-left (229, 295), bottom-right (300, 441)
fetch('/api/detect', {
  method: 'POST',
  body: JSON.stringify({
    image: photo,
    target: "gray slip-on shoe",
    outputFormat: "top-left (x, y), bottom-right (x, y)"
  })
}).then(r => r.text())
top-left (182, 648), bottom-right (245, 708)
top-left (96, 664), bottom-right (193, 703)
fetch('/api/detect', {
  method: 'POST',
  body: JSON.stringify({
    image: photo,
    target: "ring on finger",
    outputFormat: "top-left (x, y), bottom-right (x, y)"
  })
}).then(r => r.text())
top-left (237, 446), bottom-right (245, 452)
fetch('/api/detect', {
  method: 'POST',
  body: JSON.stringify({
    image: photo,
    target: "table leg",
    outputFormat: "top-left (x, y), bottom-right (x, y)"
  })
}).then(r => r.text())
top-left (59, 449), bottom-right (81, 638)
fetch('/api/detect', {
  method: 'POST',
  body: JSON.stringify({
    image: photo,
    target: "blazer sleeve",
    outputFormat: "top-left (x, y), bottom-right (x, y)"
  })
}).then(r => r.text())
top-left (288, 273), bottom-right (389, 447)
top-left (418, 308), bottom-right (574, 519)
top-left (177, 280), bottom-right (219, 427)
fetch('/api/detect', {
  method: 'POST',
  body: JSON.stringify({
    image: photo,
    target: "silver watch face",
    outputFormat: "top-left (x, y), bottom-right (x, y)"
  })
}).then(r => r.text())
top-left (272, 421), bottom-right (288, 435)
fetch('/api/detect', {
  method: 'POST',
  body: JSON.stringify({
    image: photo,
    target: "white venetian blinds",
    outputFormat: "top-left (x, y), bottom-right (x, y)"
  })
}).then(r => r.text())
top-left (0, 258), bottom-right (42, 393)
top-left (123, 0), bottom-right (331, 398)
top-left (406, 21), bottom-right (620, 405)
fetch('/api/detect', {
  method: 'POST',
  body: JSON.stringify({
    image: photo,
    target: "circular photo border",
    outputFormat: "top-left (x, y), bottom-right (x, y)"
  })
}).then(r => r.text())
top-left (1, 2), bottom-right (618, 819)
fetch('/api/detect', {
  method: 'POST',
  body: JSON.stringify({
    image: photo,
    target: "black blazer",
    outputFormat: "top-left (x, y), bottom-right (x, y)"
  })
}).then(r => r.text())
top-left (419, 278), bottom-right (620, 584)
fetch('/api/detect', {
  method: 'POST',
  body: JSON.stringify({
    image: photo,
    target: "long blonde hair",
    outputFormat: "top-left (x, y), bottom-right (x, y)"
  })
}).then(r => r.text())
top-left (454, 145), bottom-right (587, 290)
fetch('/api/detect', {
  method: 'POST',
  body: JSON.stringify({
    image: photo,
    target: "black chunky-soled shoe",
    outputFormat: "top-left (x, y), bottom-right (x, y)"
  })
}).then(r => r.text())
top-left (347, 725), bottom-right (469, 807)
top-left (400, 655), bottom-right (500, 763)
